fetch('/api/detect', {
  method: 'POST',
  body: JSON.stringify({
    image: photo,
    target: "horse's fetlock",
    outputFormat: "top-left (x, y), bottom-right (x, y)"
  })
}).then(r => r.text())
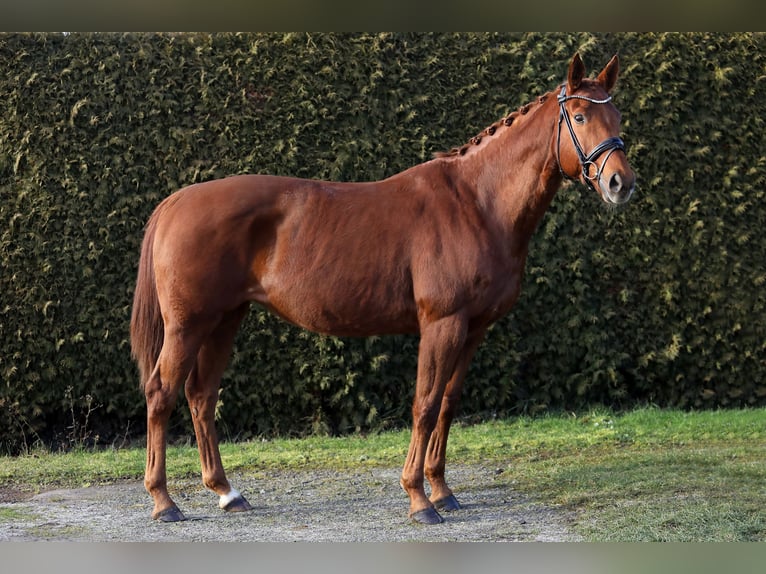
top-left (400, 473), bottom-right (424, 494)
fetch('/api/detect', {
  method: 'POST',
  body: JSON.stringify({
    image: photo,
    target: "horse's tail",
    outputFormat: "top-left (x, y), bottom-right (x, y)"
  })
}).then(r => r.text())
top-left (130, 204), bottom-right (166, 391)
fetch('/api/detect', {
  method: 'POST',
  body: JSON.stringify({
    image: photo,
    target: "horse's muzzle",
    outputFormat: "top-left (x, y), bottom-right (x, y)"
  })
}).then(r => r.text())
top-left (600, 169), bottom-right (636, 205)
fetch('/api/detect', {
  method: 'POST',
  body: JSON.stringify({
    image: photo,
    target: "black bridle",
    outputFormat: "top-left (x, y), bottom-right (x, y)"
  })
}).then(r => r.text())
top-left (556, 84), bottom-right (626, 194)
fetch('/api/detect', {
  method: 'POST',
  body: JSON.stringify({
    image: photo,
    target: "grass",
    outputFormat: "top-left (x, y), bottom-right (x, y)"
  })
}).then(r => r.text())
top-left (1, 406), bottom-right (764, 541)
top-left (471, 408), bottom-right (766, 541)
top-left (0, 507), bottom-right (33, 521)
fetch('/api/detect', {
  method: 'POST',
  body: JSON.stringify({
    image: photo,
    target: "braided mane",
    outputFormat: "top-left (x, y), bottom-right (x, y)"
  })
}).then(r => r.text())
top-left (433, 93), bottom-right (550, 159)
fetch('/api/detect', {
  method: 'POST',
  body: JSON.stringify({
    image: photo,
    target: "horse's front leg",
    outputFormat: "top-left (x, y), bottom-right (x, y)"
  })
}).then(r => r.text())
top-left (425, 328), bottom-right (486, 512)
top-left (401, 313), bottom-right (467, 524)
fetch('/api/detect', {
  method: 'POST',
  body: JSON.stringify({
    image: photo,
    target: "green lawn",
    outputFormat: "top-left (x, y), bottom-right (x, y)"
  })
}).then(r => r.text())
top-left (1, 407), bottom-right (764, 541)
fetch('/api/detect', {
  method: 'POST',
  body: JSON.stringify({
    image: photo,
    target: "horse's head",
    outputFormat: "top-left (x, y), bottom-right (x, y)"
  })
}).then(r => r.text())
top-left (556, 53), bottom-right (636, 205)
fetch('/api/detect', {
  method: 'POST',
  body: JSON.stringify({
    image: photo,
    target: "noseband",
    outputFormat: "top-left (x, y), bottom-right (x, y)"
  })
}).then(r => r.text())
top-left (556, 84), bottom-right (626, 193)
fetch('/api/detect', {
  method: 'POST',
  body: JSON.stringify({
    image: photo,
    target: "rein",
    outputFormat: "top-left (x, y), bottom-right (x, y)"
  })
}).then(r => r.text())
top-left (556, 84), bottom-right (626, 193)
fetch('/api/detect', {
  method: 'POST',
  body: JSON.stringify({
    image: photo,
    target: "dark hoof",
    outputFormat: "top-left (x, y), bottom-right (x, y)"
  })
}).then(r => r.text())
top-left (222, 494), bottom-right (253, 513)
top-left (410, 506), bottom-right (444, 525)
top-left (154, 506), bottom-right (186, 522)
top-left (433, 494), bottom-right (461, 512)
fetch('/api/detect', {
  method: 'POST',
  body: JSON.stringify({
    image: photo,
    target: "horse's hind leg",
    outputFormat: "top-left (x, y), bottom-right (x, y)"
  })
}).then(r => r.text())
top-left (425, 328), bottom-right (486, 512)
top-left (144, 323), bottom-right (204, 522)
top-left (185, 304), bottom-right (252, 513)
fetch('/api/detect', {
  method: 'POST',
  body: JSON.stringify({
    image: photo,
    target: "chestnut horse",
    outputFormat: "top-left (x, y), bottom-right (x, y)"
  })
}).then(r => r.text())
top-left (130, 53), bottom-right (635, 525)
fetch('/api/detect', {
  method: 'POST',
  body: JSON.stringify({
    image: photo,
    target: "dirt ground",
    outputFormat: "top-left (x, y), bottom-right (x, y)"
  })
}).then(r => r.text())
top-left (0, 464), bottom-right (581, 541)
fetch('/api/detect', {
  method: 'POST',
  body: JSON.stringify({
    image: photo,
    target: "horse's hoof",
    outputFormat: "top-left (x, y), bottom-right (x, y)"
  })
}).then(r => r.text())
top-left (432, 494), bottom-right (461, 512)
top-left (410, 507), bottom-right (444, 525)
top-left (153, 506), bottom-right (186, 522)
top-left (222, 494), bottom-right (253, 513)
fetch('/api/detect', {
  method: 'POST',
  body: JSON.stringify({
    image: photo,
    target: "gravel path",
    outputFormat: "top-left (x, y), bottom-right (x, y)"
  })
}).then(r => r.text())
top-left (0, 464), bottom-right (581, 541)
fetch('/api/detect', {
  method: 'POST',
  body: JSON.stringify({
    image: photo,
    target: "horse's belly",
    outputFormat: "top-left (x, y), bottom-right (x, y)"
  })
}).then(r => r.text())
top-left (256, 275), bottom-right (419, 337)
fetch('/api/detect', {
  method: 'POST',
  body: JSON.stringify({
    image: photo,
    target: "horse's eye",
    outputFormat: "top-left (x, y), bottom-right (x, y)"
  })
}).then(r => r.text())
top-left (574, 113), bottom-right (585, 124)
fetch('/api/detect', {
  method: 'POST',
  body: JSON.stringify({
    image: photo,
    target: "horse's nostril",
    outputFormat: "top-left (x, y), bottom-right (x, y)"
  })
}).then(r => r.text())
top-left (609, 173), bottom-right (623, 194)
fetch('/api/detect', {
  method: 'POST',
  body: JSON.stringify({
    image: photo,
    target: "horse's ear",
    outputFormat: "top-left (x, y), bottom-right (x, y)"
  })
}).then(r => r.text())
top-left (597, 54), bottom-right (619, 93)
top-left (567, 53), bottom-right (586, 93)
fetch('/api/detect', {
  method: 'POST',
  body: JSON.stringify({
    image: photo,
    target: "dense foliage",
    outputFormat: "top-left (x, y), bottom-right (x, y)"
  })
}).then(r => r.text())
top-left (1, 33), bottom-right (764, 453)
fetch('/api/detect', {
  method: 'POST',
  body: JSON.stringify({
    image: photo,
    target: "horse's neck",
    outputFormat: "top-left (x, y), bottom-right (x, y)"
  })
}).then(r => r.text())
top-left (454, 96), bottom-right (563, 244)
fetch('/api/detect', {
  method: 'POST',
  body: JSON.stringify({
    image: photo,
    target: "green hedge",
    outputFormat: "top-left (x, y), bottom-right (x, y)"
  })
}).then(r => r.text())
top-left (1, 33), bottom-right (764, 453)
